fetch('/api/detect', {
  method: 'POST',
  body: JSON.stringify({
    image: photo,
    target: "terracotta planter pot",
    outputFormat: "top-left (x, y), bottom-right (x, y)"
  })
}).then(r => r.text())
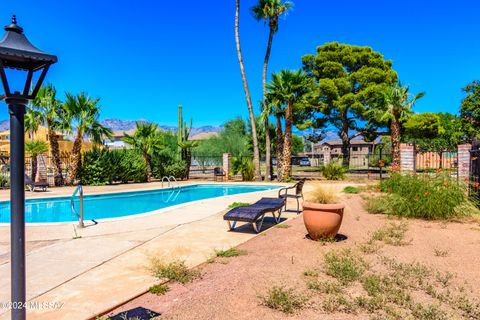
top-left (303, 201), bottom-right (345, 240)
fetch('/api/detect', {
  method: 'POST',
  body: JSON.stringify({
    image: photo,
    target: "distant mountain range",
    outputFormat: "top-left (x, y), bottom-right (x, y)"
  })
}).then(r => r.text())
top-left (0, 118), bottom-right (223, 140)
top-left (100, 118), bottom-right (223, 139)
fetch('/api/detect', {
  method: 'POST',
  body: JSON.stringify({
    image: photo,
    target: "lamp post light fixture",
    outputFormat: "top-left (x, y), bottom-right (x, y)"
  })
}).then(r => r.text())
top-left (0, 15), bottom-right (57, 320)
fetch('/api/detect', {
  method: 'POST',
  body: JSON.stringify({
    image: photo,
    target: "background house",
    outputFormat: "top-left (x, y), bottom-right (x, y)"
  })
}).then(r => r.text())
top-left (313, 138), bottom-right (377, 168)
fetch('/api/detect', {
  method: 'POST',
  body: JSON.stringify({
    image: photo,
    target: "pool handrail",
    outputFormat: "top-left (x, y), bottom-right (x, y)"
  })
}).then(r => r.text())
top-left (70, 185), bottom-right (98, 227)
top-left (161, 176), bottom-right (179, 189)
top-left (71, 184), bottom-right (84, 227)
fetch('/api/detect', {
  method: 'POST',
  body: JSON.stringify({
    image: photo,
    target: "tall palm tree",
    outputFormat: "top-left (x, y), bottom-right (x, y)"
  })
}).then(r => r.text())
top-left (267, 69), bottom-right (311, 180)
top-left (123, 122), bottom-right (164, 181)
top-left (31, 84), bottom-right (64, 186)
top-left (369, 82), bottom-right (425, 169)
top-left (251, 0), bottom-right (293, 181)
top-left (63, 92), bottom-right (112, 184)
top-left (235, 0), bottom-right (261, 181)
top-left (25, 140), bottom-right (49, 181)
top-left (262, 98), bottom-right (284, 180)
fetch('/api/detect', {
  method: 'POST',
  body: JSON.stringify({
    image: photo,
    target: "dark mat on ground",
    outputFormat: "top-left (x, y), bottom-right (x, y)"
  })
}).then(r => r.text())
top-left (109, 306), bottom-right (160, 320)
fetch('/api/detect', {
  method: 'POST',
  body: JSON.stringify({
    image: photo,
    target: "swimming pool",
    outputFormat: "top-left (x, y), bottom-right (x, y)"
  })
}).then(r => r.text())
top-left (0, 184), bottom-right (280, 224)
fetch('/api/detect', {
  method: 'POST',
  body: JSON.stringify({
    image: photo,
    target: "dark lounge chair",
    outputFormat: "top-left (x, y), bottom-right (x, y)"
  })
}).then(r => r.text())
top-left (214, 167), bottom-right (226, 182)
top-left (278, 178), bottom-right (305, 214)
top-left (223, 197), bottom-right (285, 233)
top-left (24, 174), bottom-right (49, 192)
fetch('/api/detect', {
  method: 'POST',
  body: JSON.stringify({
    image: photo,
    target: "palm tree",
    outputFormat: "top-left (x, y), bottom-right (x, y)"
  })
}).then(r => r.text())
top-left (24, 107), bottom-right (42, 140)
top-left (123, 122), bottom-right (164, 181)
top-left (369, 82), bottom-right (425, 169)
top-left (31, 84), bottom-right (64, 186)
top-left (235, 0), bottom-right (261, 181)
top-left (63, 92), bottom-right (112, 184)
top-left (262, 98), bottom-right (284, 180)
top-left (25, 140), bottom-right (49, 181)
top-left (251, 0), bottom-right (293, 181)
top-left (267, 69), bottom-right (311, 180)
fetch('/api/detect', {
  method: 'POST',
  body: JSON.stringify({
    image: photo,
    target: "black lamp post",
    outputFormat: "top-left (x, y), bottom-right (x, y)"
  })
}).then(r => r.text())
top-left (0, 15), bottom-right (57, 320)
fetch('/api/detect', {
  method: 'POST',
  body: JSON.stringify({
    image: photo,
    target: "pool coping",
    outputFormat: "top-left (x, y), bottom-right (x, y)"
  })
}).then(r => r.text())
top-left (0, 183), bottom-right (283, 226)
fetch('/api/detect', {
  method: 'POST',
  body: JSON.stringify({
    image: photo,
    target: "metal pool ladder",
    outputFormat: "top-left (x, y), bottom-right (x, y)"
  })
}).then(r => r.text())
top-left (70, 184), bottom-right (97, 227)
top-left (161, 176), bottom-right (179, 188)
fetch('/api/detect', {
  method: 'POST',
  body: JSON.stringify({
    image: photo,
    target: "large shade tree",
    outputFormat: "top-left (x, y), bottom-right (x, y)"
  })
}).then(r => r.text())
top-left (123, 122), bottom-right (164, 181)
top-left (266, 69), bottom-right (313, 180)
top-left (235, 0), bottom-right (261, 180)
top-left (460, 80), bottom-right (480, 140)
top-left (251, 0), bottom-right (293, 181)
top-left (31, 84), bottom-right (64, 186)
top-left (302, 42), bottom-right (397, 166)
top-left (63, 92), bottom-right (112, 184)
top-left (369, 82), bottom-right (425, 168)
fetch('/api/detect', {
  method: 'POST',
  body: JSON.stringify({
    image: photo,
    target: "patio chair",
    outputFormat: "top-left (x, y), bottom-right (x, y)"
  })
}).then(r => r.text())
top-left (24, 174), bottom-right (49, 192)
top-left (278, 178), bottom-right (306, 214)
top-left (223, 197), bottom-right (285, 233)
top-left (213, 167), bottom-right (226, 182)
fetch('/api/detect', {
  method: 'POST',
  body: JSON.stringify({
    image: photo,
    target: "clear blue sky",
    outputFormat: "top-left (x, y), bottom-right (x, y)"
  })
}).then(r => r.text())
top-left (1, 0), bottom-right (479, 126)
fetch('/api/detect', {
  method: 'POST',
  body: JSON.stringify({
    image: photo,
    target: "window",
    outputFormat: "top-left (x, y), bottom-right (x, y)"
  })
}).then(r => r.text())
top-left (352, 146), bottom-right (358, 152)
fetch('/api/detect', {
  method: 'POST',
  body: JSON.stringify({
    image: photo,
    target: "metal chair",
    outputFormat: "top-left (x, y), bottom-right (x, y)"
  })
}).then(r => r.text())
top-left (278, 178), bottom-right (305, 214)
top-left (213, 167), bottom-right (226, 182)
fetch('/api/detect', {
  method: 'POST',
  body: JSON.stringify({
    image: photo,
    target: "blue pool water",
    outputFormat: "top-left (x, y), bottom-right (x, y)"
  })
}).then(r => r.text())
top-left (0, 184), bottom-right (280, 223)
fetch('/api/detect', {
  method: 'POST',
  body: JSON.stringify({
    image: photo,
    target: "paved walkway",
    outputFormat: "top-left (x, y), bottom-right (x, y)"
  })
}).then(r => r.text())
top-left (0, 181), bottom-right (302, 320)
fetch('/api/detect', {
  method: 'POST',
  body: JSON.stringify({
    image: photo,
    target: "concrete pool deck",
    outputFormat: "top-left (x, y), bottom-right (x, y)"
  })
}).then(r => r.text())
top-left (0, 180), bottom-right (309, 320)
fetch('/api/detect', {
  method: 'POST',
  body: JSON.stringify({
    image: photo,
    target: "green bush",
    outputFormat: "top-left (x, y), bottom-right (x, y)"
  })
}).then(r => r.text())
top-left (117, 150), bottom-right (147, 183)
top-left (80, 148), bottom-right (147, 185)
top-left (368, 173), bottom-right (479, 219)
top-left (164, 160), bottom-right (188, 180)
top-left (343, 186), bottom-right (360, 194)
top-left (320, 161), bottom-right (347, 180)
top-left (231, 156), bottom-right (254, 181)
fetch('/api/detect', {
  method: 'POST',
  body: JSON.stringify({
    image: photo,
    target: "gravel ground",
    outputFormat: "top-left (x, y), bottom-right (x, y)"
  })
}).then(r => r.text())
top-left (105, 193), bottom-right (480, 320)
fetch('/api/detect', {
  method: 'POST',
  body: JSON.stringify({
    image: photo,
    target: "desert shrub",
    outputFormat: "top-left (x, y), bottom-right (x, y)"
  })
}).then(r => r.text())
top-left (231, 156), bottom-right (254, 181)
top-left (320, 161), bottom-right (346, 180)
top-left (148, 283), bottom-right (169, 295)
top-left (306, 185), bottom-right (339, 204)
top-left (324, 249), bottom-right (366, 285)
top-left (343, 186), bottom-right (360, 194)
top-left (164, 161), bottom-right (188, 180)
top-left (214, 248), bottom-right (247, 257)
top-left (150, 259), bottom-right (199, 284)
top-left (369, 173), bottom-right (479, 219)
top-left (262, 286), bottom-right (307, 314)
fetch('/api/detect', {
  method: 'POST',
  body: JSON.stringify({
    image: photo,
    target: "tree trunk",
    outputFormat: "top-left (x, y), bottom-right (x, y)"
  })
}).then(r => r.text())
top-left (282, 102), bottom-right (293, 180)
top-left (68, 131), bottom-right (83, 185)
top-left (391, 119), bottom-right (401, 169)
top-left (143, 151), bottom-right (151, 181)
top-left (235, 0), bottom-right (261, 181)
top-left (275, 114), bottom-right (284, 181)
top-left (262, 26), bottom-right (275, 182)
top-left (340, 116), bottom-right (350, 168)
top-left (47, 125), bottom-right (63, 186)
top-left (31, 156), bottom-right (38, 182)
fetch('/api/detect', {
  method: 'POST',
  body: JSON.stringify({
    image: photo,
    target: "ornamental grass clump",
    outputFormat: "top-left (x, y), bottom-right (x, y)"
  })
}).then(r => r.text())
top-left (306, 185), bottom-right (339, 204)
top-left (367, 173), bottom-right (479, 220)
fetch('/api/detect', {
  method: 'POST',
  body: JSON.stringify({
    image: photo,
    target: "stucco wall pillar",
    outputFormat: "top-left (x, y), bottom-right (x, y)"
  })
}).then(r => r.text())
top-left (222, 153), bottom-right (230, 181)
top-left (458, 144), bottom-right (471, 178)
top-left (400, 143), bottom-right (415, 173)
